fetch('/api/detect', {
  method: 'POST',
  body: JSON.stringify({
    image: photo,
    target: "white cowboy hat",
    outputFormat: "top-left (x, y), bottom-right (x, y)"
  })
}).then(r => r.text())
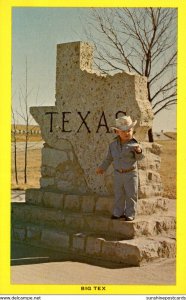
top-left (111, 116), bottom-right (137, 131)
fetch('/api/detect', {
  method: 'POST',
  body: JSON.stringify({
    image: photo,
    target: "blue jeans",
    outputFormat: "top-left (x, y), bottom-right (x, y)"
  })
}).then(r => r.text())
top-left (113, 170), bottom-right (138, 218)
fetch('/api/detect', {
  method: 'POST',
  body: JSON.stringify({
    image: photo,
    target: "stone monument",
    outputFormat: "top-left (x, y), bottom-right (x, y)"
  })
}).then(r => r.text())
top-left (30, 41), bottom-right (161, 197)
top-left (12, 42), bottom-right (175, 267)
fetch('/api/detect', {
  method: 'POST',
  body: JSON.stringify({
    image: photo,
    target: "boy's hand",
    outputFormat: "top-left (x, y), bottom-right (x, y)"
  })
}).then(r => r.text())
top-left (134, 145), bottom-right (142, 153)
top-left (96, 167), bottom-right (105, 175)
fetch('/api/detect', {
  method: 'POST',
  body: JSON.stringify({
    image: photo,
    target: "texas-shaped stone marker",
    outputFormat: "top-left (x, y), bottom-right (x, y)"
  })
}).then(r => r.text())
top-left (30, 41), bottom-right (154, 195)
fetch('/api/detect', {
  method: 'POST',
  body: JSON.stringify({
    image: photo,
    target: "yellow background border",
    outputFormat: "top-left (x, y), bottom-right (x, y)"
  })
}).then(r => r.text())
top-left (0, 0), bottom-right (185, 295)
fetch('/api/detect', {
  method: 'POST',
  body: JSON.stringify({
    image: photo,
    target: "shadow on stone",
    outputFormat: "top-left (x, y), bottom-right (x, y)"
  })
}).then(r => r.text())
top-left (11, 241), bottom-right (136, 269)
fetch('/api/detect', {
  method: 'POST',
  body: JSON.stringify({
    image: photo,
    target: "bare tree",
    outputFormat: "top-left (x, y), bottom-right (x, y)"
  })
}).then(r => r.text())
top-left (16, 58), bottom-right (40, 184)
top-left (85, 8), bottom-right (177, 141)
top-left (11, 106), bottom-right (19, 185)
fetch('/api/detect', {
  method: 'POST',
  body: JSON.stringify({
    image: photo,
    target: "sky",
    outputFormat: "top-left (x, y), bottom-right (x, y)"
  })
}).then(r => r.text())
top-left (12, 7), bottom-right (176, 132)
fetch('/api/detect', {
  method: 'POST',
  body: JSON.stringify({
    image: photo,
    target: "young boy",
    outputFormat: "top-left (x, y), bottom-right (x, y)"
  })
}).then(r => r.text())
top-left (96, 115), bottom-right (144, 221)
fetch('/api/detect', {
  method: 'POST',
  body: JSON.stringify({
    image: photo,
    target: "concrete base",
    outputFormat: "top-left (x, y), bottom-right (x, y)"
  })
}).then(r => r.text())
top-left (11, 189), bottom-right (176, 267)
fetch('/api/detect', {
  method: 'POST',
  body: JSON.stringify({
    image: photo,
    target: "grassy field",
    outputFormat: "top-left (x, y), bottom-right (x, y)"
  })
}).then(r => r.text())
top-left (11, 135), bottom-right (176, 199)
top-left (157, 139), bottom-right (176, 199)
top-left (12, 147), bottom-right (42, 190)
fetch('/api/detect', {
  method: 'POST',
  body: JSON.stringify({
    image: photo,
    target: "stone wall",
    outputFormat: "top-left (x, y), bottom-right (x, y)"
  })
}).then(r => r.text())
top-left (39, 141), bottom-right (162, 198)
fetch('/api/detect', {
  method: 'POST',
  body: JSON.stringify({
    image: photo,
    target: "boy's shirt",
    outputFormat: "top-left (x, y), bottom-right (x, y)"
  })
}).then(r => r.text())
top-left (99, 137), bottom-right (144, 171)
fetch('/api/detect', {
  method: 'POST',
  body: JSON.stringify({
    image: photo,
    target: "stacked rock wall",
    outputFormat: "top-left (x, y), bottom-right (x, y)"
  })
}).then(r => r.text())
top-left (40, 141), bottom-right (163, 198)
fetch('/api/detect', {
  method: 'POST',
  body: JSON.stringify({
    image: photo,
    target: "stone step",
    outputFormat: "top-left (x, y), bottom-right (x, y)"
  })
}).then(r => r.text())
top-left (12, 221), bottom-right (176, 267)
top-left (12, 203), bottom-right (175, 240)
top-left (25, 189), bottom-right (169, 216)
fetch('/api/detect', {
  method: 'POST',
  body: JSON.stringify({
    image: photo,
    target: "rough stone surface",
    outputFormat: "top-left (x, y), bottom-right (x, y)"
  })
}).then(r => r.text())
top-left (40, 177), bottom-right (55, 188)
top-left (30, 41), bottom-right (154, 196)
top-left (95, 196), bottom-right (113, 213)
top-left (64, 195), bottom-right (81, 211)
top-left (86, 237), bottom-right (103, 255)
top-left (26, 189), bottom-right (44, 206)
top-left (12, 219), bottom-right (176, 266)
top-left (101, 240), bottom-right (140, 265)
top-left (12, 194), bottom-right (176, 266)
top-left (43, 191), bottom-right (64, 209)
top-left (25, 190), bottom-right (168, 216)
top-left (42, 147), bottom-right (68, 168)
top-left (27, 226), bottom-right (41, 240)
top-left (72, 233), bottom-right (86, 251)
top-left (41, 230), bottom-right (69, 248)
top-left (81, 195), bottom-right (96, 213)
top-left (13, 227), bottom-right (26, 241)
top-left (12, 203), bottom-right (175, 240)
